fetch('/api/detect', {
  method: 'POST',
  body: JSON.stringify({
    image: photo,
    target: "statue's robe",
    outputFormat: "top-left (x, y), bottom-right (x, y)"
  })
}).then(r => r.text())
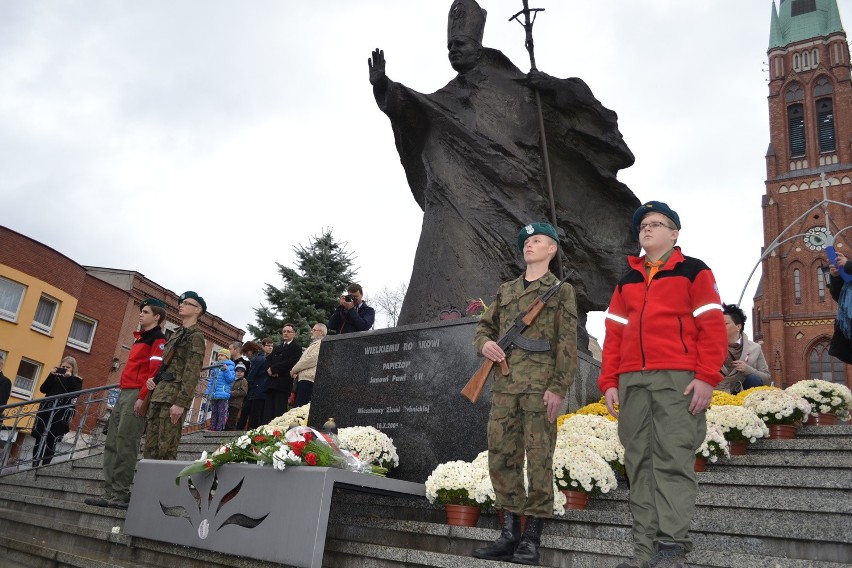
top-left (374, 48), bottom-right (639, 339)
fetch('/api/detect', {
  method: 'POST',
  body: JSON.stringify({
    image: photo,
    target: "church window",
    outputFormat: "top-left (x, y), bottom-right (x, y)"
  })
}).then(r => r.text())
top-left (816, 267), bottom-right (825, 302)
top-left (793, 268), bottom-right (801, 304)
top-left (816, 98), bottom-right (836, 153)
top-left (792, 53), bottom-right (801, 71)
top-left (785, 83), bottom-right (804, 103)
top-left (814, 77), bottom-right (833, 97)
top-left (812, 49), bottom-right (819, 67)
top-left (802, 51), bottom-right (810, 69)
top-left (808, 339), bottom-right (844, 382)
top-left (791, 0), bottom-right (816, 17)
top-left (788, 104), bottom-right (806, 157)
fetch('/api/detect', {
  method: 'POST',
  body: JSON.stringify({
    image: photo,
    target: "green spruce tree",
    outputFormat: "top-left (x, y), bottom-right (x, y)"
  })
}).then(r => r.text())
top-left (248, 229), bottom-right (357, 346)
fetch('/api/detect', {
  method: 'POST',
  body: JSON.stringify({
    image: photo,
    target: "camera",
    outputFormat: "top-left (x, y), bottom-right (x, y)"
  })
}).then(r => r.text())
top-left (344, 295), bottom-right (354, 303)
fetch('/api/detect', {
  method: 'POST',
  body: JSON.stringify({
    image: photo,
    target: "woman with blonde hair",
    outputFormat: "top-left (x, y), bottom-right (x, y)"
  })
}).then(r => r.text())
top-left (31, 356), bottom-right (83, 466)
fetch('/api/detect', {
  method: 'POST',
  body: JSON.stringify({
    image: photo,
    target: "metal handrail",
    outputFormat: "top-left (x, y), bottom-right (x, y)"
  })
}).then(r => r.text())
top-left (0, 377), bottom-right (213, 475)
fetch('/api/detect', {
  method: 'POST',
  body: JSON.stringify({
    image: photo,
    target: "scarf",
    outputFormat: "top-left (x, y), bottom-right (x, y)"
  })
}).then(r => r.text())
top-left (839, 280), bottom-right (852, 339)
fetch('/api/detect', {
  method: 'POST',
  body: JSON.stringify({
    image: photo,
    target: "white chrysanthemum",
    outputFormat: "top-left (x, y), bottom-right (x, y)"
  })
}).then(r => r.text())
top-left (267, 404), bottom-right (310, 430)
top-left (425, 460), bottom-right (479, 504)
top-left (337, 426), bottom-right (399, 469)
top-left (742, 389), bottom-right (811, 425)
top-left (233, 435), bottom-right (252, 449)
top-left (552, 445), bottom-right (617, 496)
top-left (557, 414), bottom-right (618, 441)
top-left (706, 405), bottom-right (769, 443)
top-left (557, 432), bottom-right (624, 467)
top-left (787, 380), bottom-right (852, 421)
top-left (696, 422), bottom-right (729, 462)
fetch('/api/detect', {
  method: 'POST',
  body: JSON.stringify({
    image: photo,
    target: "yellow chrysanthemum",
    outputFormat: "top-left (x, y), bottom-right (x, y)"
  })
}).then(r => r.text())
top-left (576, 402), bottom-right (617, 421)
top-left (710, 390), bottom-right (742, 407)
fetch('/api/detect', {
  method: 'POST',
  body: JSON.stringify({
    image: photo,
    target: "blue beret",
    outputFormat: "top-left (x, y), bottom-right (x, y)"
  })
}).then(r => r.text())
top-left (632, 201), bottom-right (680, 239)
top-left (179, 291), bottom-right (207, 313)
top-left (517, 222), bottom-right (559, 251)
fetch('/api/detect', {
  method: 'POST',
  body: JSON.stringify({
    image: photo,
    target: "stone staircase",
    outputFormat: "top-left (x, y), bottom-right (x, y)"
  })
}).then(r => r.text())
top-left (0, 425), bottom-right (849, 567)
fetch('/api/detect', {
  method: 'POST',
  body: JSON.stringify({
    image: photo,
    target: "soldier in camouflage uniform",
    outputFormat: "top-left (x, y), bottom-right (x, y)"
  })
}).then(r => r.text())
top-left (472, 223), bottom-right (577, 565)
top-left (143, 291), bottom-right (207, 461)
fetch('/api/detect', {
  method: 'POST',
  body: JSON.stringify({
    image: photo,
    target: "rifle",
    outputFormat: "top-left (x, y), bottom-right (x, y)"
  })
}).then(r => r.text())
top-left (461, 270), bottom-right (574, 404)
top-left (137, 331), bottom-right (192, 416)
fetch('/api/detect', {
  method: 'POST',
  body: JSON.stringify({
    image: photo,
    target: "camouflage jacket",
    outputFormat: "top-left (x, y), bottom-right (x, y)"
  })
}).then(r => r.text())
top-left (473, 271), bottom-right (578, 395)
top-left (150, 324), bottom-right (206, 409)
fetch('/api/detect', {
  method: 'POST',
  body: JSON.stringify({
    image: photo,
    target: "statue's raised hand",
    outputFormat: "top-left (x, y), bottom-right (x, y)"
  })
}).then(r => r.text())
top-left (368, 48), bottom-right (388, 89)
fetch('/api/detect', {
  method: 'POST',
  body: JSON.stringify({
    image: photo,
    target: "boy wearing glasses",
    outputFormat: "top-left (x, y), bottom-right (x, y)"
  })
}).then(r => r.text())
top-left (600, 201), bottom-right (726, 568)
top-left (143, 291), bottom-right (207, 461)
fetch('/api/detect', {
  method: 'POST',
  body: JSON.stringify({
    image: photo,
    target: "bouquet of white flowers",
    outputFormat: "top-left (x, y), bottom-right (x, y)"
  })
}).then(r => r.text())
top-left (337, 425), bottom-right (400, 471)
top-left (706, 405), bottom-right (769, 443)
top-left (552, 445), bottom-right (617, 496)
top-left (786, 379), bottom-right (852, 421)
top-left (742, 389), bottom-right (811, 426)
top-left (696, 423), bottom-right (729, 463)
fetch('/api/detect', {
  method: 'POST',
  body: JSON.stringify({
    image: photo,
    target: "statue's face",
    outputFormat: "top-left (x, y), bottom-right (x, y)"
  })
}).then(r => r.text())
top-left (447, 38), bottom-right (480, 72)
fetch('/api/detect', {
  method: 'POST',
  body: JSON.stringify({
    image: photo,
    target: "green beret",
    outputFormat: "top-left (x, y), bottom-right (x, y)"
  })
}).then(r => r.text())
top-left (517, 222), bottom-right (559, 251)
top-left (140, 298), bottom-right (167, 310)
top-left (179, 291), bottom-right (207, 313)
top-left (632, 201), bottom-right (680, 239)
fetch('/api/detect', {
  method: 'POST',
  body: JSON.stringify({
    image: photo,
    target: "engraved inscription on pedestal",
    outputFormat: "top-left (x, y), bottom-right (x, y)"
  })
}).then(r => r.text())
top-left (309, 318), bottom-right (490, 483)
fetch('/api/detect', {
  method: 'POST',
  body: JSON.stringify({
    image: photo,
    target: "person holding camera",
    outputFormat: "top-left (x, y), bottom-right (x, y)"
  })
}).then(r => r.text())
top-left (327, 283), bottom-right (375, 334)
top-left (143, 291), bottom-right (206, 461)
top-left (85, 298), bottom-right (167, 509)
top-left (31, 356), bottom-right (83, 467)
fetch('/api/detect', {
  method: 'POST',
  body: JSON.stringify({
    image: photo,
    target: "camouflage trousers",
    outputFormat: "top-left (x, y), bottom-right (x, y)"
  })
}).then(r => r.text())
top-left (487, 392), bottom-right (556, 518)
top-left (103, 388), bottom-right (146, 501)
top-left (143, 402), bottom-right (186, 460)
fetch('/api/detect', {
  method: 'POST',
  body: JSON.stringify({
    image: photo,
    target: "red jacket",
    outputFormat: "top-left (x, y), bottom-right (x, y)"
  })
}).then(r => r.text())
top-left (120, 326), bottom-right (167, 400)
top-left (599, 247), bottom-right (727, 393)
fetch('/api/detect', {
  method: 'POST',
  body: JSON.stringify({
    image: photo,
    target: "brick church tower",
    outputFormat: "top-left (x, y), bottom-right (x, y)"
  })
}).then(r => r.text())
top-left (753, 0), bottom-right (851, 387)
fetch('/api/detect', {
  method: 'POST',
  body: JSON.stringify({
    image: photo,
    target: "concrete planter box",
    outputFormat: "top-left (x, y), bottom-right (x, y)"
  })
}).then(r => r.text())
top-left (125, 460), bottom-right (425, 568)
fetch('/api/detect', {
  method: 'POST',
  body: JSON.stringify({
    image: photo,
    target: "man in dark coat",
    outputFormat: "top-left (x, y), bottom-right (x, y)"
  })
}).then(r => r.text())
top-left (263, 324), bottom-right (302, 423)
top-left (368, 0), bottom-right (638, 336)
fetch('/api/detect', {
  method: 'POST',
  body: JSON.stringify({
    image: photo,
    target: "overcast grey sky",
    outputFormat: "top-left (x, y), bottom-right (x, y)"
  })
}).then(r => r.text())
top-left (2, 1), bottom-right (849, 343)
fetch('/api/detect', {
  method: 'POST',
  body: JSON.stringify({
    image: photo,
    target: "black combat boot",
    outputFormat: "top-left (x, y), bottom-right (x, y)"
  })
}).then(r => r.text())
top-left (510, 516), bottom-right (544, 565)
top-left (472, 510), bottom-right (521, 560)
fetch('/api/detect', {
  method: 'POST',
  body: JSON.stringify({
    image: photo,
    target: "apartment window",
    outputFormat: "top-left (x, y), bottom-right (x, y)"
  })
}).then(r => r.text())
top-left (13, 358), bottom-right (41, 398)
top-left (788, 104), bottom-right (806, 157)
top-left (32, 295), bottom-right (59, 334)
top-left (67, 314), bottom-right (97, 352)
top-left (808, 339), bottom-right (844, 383)
top-left (0, 277), bottom-right (26, 322)
top-left (793, 269), bottom-right (801, 304)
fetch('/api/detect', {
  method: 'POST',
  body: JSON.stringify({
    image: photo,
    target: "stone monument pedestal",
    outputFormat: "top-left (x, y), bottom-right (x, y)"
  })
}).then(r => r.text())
top-left (310, 317), bottom-right (601, 483)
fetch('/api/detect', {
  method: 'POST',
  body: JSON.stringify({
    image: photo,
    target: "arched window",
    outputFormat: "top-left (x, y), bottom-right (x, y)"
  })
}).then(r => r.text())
top-left (785, 83), bottom-right (804, 103)
top-left (816, 267), bottom-right (825, 302)
top-left (816, 98), bottom-right (836, 153)
top-left (802, 51), bottom-right (810, 69)
top-left (808, 339), bottom-right (845, 382)
top-left (793, 53), bottom-right (801, 71)
top-left (814, 77), bottom-right (833, 96)
top-left (788, 104), bottom-right (806, 157)
top-left (812, 49), bottom-right (820, 67)
top-left (794, 268), bottom-right (801, 304)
